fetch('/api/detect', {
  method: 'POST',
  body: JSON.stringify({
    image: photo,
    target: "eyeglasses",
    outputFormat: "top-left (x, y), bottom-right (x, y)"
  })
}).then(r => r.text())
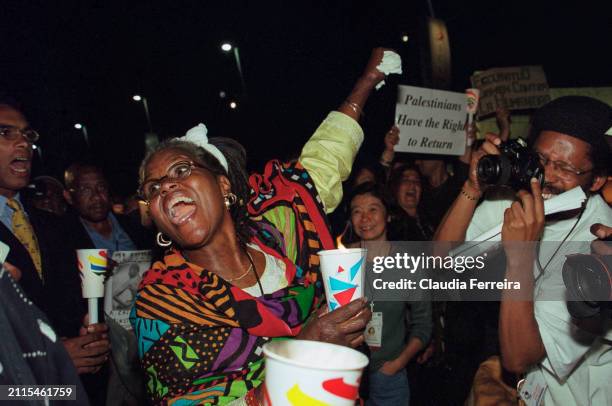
top-left (139, 161), bottom-right (201, 202)
top-left (0, 125), bottom-right (40, 143)
top-left (70, 183), bottom-right (110, 198)
top-left (535, 152), bottom-right (592, 177)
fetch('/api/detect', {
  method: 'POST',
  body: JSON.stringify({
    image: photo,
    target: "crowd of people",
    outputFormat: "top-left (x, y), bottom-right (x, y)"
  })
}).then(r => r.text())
top-left (1, 46), bottom-right (611, 406)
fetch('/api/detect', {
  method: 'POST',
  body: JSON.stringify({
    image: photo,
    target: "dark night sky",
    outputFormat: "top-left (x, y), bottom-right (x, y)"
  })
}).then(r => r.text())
top-left (2, 1), bottom-right (611, 197)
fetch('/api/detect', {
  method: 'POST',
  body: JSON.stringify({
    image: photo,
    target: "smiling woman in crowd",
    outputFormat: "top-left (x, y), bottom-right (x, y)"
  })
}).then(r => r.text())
top-left (348, 181), bottom-right (432, 406)
top-left (130, 49), bottom-right (397, 405)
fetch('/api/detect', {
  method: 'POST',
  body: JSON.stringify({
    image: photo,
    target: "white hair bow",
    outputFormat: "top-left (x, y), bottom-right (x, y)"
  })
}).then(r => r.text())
top-left (176, 123), bottom-right (229, 172)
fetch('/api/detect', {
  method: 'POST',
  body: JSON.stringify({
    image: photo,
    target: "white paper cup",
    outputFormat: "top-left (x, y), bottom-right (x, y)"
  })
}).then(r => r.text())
top-left (263, 339), bottom-right (368, 406)
top-left (77, 249), bottom-right (108, 299)
top-left (317, 248), bottom-right (366, 311)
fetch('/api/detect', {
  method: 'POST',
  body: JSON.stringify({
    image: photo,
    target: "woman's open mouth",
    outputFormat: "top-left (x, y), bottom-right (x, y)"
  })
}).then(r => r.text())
top-left (166, 195), bottom-right (196, 225)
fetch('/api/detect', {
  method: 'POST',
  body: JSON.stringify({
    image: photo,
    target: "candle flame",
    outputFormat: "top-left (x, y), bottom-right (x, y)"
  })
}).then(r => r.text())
top-left (336, 234), bottom-right (347, 250)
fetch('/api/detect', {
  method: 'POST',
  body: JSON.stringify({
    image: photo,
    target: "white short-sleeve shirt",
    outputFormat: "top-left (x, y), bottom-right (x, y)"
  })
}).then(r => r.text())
top-left (466, 194), bottom-right (612, 405)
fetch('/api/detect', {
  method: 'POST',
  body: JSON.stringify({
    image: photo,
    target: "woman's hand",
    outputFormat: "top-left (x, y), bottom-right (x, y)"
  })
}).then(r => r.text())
top-left (359, 47), bottom-right (389, 87)
top-left (298, 298), bottom-right (371, 348)
top-left (340, 47), bottom-right (398, 121)
top-left (379, 357), bottom-right (403, 376)
top-left (384, 126), bottom-right (400, 152)
top-left (416, 342), bottom-right (435, 364)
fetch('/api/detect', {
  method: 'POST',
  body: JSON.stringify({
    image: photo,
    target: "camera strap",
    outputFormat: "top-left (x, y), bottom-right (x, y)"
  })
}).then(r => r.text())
top-left (534, 200), bottom-right (587, 282)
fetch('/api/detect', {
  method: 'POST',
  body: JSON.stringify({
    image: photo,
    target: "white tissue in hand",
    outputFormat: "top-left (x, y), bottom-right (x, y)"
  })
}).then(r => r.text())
top-left (375, 51), bottom-right (402, 90)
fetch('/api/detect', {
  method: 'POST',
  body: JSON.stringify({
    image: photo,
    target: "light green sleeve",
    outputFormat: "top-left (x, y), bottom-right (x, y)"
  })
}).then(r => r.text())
top-left (299, 111), bottom-right (364, 214)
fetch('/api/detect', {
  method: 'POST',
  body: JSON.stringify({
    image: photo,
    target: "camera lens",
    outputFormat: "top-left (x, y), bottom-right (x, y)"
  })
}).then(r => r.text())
top-left (562, 254), bottom-right (612, 318)
top-left (477, 155), bottom-right (512, 186)
top-left (477, 156), bottom-right (500, 184)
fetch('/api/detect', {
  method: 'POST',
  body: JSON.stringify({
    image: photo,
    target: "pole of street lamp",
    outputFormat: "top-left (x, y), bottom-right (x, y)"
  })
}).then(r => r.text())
top-left (81, 126), bottom-right (90, 147)
top-left (233, 47), bottom-right (248, 96)
top-left (142, 97), bottom-right (154, 134)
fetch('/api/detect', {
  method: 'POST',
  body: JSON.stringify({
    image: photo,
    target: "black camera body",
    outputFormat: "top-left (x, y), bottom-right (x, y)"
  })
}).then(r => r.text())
top-left (477, 138), bottom-right (544, 191)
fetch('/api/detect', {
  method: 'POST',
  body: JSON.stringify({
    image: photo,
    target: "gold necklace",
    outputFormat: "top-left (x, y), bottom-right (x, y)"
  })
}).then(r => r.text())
top-left (225, 251), bottom-right (254, 282)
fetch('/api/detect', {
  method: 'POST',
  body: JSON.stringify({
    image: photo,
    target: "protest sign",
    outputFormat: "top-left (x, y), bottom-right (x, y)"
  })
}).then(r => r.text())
top-left (471, 66), bottom-right (551, 118)
top-left (104, 250), bottom-right (152, 330)
top-left (394, 85), bottom-right (467, 155)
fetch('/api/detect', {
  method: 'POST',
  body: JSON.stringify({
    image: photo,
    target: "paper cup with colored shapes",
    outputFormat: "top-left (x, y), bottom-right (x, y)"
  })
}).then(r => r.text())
top-left (77, 249), bottom-right (108, 298)
top-left (318, 248), bottom-right (366, 311)
top-left (263, 339), bottom-right (368, 406)
top-left (465, 88), bottom-right (480, 115)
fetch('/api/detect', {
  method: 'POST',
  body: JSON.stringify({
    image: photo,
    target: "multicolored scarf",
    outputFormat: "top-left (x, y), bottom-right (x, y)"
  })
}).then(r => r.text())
top-left (132, 161), bottom-right (334, 405)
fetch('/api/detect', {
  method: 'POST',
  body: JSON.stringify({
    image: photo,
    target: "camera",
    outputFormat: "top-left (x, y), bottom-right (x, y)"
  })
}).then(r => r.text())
top-left (562, 252), bottom-right (612, 319)
top-left (477, 138), bottom-right (544, 190)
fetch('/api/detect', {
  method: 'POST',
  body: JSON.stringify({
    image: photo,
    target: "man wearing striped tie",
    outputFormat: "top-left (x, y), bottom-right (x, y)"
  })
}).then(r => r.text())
top-left (0, 99), bottom-right (110, 405)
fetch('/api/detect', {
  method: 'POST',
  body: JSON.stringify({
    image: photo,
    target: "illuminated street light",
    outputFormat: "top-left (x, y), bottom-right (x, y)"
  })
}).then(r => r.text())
top-left (74, 123), bottom-right (83, 130)
top-left (221, 42), bottom-right (232, 52)
top-left (229, 101), bottom-right (237, 109)
top-left (132, 94), bottom-right (142, 101)
top-left (402, 34), bottom-right (409, 43)
top-left (32, 144), bottom-right (38, 150)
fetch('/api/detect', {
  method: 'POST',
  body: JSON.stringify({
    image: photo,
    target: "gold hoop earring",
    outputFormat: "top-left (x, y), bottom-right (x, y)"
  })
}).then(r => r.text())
top-left (224, 192), bottom-right (237, 209)
top-left (156, 232), bottom-right (172, 247)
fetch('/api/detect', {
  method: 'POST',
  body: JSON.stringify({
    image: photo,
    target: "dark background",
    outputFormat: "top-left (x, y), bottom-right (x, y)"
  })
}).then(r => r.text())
top-left (2, 1), bottom-right (610, 198)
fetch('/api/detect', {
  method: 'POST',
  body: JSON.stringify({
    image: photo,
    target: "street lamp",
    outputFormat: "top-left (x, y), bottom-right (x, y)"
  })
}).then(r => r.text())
top-left (220, 42), bottom-right (247, 95)
top-left (74, 123), bottom-right (89, 146)
top-left (132, 95), bottom-right (153, 133)
top-left (229, 101), bottom-right (237, 109)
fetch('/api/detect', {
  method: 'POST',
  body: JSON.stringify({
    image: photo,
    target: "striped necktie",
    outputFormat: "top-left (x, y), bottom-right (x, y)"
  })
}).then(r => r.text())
top-left (7, 198), bottom-right (43, 280)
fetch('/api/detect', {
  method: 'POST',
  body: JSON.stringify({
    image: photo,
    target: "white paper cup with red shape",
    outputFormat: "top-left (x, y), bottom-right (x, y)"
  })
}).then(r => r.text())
top-left (262, 339), bottom-right (368, 406)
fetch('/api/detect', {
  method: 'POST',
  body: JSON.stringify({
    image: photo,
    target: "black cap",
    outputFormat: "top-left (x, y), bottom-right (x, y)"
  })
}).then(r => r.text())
top-left (531, 96), bottom-right (612, 154)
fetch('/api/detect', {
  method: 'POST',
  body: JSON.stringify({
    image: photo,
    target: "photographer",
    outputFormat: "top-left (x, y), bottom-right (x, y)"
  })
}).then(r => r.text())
top-left (435, 96), bottom-right (612, 405)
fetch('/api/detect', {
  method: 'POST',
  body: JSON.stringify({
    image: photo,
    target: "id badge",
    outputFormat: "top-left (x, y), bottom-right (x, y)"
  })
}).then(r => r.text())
top-left (518, 369), bottom-right (547, 406)
top-left (365, 312), bottom-right (383, 348)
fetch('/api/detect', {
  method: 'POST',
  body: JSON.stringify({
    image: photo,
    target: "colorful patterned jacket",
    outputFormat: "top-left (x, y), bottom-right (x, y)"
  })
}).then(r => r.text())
top-left (132, 112), bottom-right (363, 405)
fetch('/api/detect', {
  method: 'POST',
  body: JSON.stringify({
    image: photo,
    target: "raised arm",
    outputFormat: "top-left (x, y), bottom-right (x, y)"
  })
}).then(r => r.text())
top-left (300, 48), bottom-right (394, 213)
top-left (433, 134), bottom-right (502, 242)
top-left (380, 125), bottom-right (399, 168)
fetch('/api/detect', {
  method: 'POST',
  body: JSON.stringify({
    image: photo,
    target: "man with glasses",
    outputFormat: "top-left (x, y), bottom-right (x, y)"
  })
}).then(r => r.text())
top-left (63, 163), bottom-right (151, 254)
top-left (435, 96), bottom-right (612, 405)
top-left (0, 101), bottom-right (112, 404)
top-left (0, 101), bottom-right (43, 294)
